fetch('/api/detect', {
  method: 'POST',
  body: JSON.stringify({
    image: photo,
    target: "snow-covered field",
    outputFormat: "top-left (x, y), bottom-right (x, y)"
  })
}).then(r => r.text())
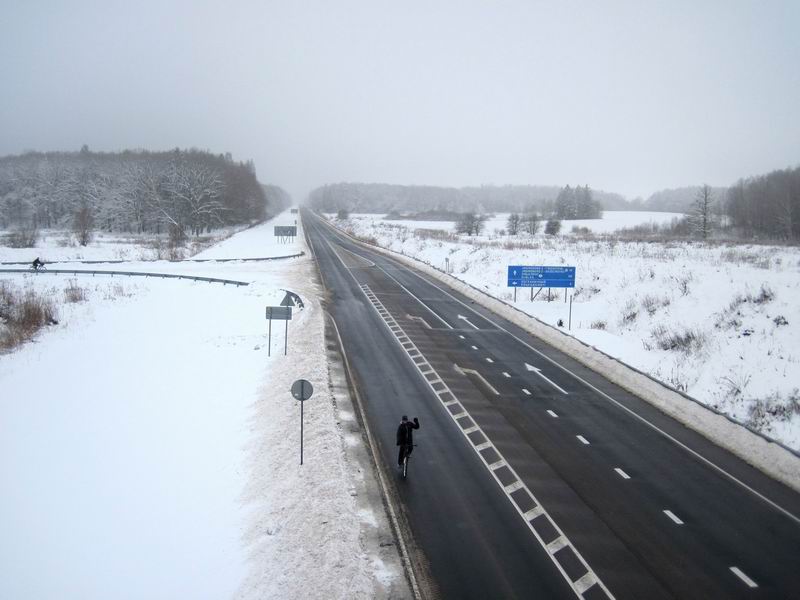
top-left (0, 212), bottom-right (404, 599)
top-left (336, 213), bottom-right (800, 452)
top-left (356, 210), bottom-right (684, 238)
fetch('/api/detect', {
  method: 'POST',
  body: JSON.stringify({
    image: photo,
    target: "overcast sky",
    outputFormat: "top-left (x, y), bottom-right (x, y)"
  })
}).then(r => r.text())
top-left (1, 0), bottom-right (798, 201)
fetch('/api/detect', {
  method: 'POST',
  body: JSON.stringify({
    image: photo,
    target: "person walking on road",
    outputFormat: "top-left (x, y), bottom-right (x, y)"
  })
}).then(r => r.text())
top-left (397, 415), bottom-right (420, 467)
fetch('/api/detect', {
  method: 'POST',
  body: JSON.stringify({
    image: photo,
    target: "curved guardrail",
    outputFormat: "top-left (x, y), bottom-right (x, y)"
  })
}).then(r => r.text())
top-left (0, 268), bottom-right (249, 287)
top-left (0, 251), bottom-right (304, 267)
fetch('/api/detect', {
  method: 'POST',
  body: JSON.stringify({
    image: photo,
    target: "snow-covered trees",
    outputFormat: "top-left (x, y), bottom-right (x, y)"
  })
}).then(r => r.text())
top-left (554, 185), bottom-right (602, 220)
top-left (0, 149), bottom-right (275, 239)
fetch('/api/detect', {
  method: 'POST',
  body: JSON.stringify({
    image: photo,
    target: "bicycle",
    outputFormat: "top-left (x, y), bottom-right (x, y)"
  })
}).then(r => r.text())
top-left (400, 444), bottom-right (417, 479)
top-left (29, 263), bottom-right (47, 272)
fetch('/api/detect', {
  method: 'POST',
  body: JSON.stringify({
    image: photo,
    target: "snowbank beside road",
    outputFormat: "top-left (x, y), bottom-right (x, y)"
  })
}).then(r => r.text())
top-left (0, 219), bottom-right (407, 599)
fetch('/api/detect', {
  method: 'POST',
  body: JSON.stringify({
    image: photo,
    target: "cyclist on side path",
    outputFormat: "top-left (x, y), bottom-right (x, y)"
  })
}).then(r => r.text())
top-left (32, 257), bottom-right (44, 270)
top-left (396, 415), bottom-right (420, 467)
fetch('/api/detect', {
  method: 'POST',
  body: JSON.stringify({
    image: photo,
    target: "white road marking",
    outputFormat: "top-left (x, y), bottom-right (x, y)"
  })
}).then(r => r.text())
top-left (463, 425), bottom-right (480, 435)
top-left (458, 314), bottom-right (480, 329)
top-left (522, 388), bottom-right (531, 395)
top-left (488, 459), bottom-right (506, 470)
top-left (321, 220), bottom-right (616, 599)
top-left (547, 410), bottom-right (558, 418)
top-left (525, 362), bottom-right (568, 395)
top-left (502, 372), bottom-right (511, 378)
top-left (371, 252), bottom-right (800, 526)
top-left (458, 334), bottom-right (465, 339)
top-left (406, 314), bottom-right (432, 329)
top-left (375, 266), bottom-right (454, 329)
top-left (547, 536), bottom-right (568, 554)
top-left (614, 468), bottom-right (631, 480)
top-left (471, 345), bottom-right (478, 350)
top-left (475, 441), bottom-right (492, 451)
top-left (730, 567), bottom-right (758, 588)
top-left (663, 510), bottom-right (684, 525)
top-left (576, 435), bottom-right (590, 445)
top-left (485, 357), bottom-right (494, 363)
top-left (454, 364), bottom-right (500, 395)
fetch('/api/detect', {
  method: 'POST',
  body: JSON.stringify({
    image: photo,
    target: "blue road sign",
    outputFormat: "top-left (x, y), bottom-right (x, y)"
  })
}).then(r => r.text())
top-left (508, 265), bottom-right (576, 288)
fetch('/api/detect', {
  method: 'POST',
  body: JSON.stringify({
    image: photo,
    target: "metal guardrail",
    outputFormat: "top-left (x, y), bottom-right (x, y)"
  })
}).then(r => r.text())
top-left (0, 268), bottom-right (249, 287)
top-left (0, 252), bottom-right (304, 267)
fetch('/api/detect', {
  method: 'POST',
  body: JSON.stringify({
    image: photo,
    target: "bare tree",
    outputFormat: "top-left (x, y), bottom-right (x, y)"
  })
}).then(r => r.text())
top-left (523, 213), bottom-right (540, 235)
top-left (506, 213), bottom-right (521, 235)
top-left (691, 184), bottom-right (715, 240)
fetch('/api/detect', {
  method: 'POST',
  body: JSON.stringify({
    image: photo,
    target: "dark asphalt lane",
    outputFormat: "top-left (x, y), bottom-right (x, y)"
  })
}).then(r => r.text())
top-left (303, 211), bottom-right (800, 599)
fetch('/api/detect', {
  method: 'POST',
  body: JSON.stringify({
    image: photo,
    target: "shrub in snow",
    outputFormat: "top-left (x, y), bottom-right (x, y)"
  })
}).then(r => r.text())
top-left (747, 390), bottom-right (800, 430)
top-left (651, 325), bottom-right (706, 354)
top-left (590, 320), bottom-right (607, 330)
top-left (545, 219), bottom-right (562, 235)
top-left (64, 280), bottom-right (87, 303)
top-left (0, 282), bottom-right (59, 350)
top-left (620, 299), bottom-right (639, 325)
top-left (773, 315), bottom-right (789, 326)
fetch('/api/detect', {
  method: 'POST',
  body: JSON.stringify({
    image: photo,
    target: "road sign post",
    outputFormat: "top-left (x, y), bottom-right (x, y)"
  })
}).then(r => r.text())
top-left (266, 306), bottom-right (292, 356)
top-left (291, 379), bottom-right (314, 465)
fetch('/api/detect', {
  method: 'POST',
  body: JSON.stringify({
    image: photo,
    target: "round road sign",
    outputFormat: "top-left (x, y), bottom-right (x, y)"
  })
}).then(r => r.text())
top-left (291, 379), bottom-right (314, 401)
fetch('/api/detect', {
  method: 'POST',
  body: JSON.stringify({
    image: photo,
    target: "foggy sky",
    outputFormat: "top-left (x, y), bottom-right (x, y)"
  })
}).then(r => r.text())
top-left (1, 0), bottom-right (798, 201)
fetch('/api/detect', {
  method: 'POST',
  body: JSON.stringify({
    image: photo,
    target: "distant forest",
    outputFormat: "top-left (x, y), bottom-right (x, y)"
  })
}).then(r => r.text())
top-left (308, 183), bottom-right (621, 217)
top-left (0, 147), bottom-right (289, 243)
top-left (309, 165), bottom-right (800, 240)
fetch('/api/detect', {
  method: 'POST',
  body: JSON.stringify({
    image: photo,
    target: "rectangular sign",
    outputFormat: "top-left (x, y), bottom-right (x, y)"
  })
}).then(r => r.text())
top-left (290, 208), bottom-right (299, 214)
top-left (274, 226), bottom-right (297, 237)
top-left (265, 306), bottom-right (292, 320)
top-left (508, 265), bottom-right (576, 288)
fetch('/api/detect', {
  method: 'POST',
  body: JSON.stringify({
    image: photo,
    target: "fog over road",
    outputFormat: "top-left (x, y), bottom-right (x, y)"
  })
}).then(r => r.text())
top-left (305, 211), bottom-right (800, 600)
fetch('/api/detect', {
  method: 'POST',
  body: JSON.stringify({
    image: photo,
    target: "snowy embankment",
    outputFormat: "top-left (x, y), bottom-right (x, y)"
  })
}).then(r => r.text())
top-left (334, 213), bottom-right (800, 456)
top-left (0, 212), bottom-right (406, 599)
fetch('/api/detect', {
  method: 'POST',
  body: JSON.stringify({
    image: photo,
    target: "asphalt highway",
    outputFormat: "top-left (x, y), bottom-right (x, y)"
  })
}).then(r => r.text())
top-left (303, 211), bottom-right (800, 600)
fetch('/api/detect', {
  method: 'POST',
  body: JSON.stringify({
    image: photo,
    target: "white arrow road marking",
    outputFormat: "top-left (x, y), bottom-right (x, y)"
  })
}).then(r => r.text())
top-left (406, 314), bottom-right (431, 329)
top-left (454, 364), bottom-right (499, 395)
top-left (458, 314), bottom-right (480, 329)
top-left (525, 363), bottom-right (568, 395)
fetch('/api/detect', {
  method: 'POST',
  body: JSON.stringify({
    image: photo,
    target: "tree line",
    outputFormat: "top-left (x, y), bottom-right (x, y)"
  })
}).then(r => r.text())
top-left (0, 147), bottom-right (287, 245)
top-left (308, 182), bottom-right (623, 216)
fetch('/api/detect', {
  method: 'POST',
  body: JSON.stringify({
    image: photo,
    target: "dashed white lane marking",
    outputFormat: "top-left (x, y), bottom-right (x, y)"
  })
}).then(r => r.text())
top-left (522, 388), bottom-right (531, 396)
top-left (502, 372), bottom-right (511, 378)
top-left (547, 410), bottom-right (558, 418)
top-left (485, 357), bottom-right (494, 364)
top-left (350, 280), bottom-right (615, 599)
top-left (576, 435), bottom-right (590, 445)
top-left (614, 468), bottom-right (631, 480)
top-left (471, 345), bottom-right (478, 350)
top-left (458, 334), bottom-right (465, 339)
top-left (663, 510), bottom-right (684, 525)
top-left (370, 251), bottom-right (800, 527)
top-left (730, 566), bottom-right (758, 588)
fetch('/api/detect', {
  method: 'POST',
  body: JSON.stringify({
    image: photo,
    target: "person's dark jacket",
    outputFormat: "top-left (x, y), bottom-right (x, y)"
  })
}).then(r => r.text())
top-left (396, 418), bottom-right (420, 446)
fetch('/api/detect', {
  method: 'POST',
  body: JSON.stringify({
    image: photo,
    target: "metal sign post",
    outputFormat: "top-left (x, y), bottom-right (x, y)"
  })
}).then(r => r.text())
top-left (266, 306), bottom-right (293, 356)
top-left (291, 379), bottom-right (314, 465)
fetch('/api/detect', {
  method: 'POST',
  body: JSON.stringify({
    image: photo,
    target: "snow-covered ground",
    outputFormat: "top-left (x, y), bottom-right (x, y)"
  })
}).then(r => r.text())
top-left (0, 210), bottom-right (301, 264)
top-left (351, 210), bottom-right (684, 238)
top-left (0, 211), bottom-right (405, 599)
top-left (336, 213), bottom-right (800, 452)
